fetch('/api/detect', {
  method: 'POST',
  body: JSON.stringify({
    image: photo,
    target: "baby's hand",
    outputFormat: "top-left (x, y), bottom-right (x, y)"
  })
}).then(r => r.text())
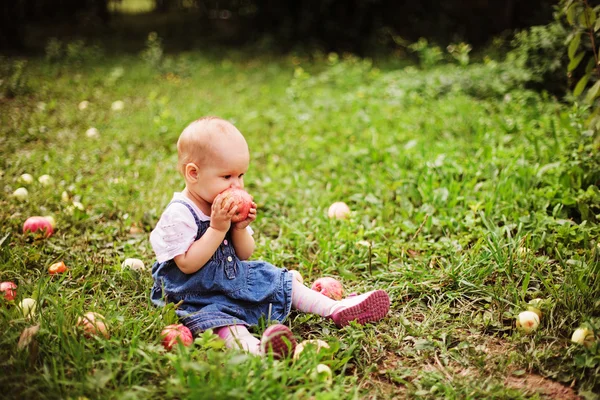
top-left (233, 201), bottom-right (257, 230)
top-left (210, 193), bottom-right (238, 232)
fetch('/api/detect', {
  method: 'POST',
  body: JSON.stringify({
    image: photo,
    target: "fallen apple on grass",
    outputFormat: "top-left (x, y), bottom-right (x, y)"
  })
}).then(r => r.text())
top-left (86, 127), bottom-right (99, 138)
top-left (48, 261), bottom-right (68, 275)
top-left (38, 174), bottom-right (53, 186)
top-left (0, 281), bottom-right (17, 301)
top-left (571, 327), bottom-right (595, 348)
top-left (13, 187), bottom-right (29, 200)
top-left (77, 312), bottom-right (110, 339)
top-left (327, 202), bottom-right (350, 219)
top-left (310, 364), bottom-right (333, 384)
top-left (121, 258), bottom-right (146, 271)
top-left (293, 339), bottom-right (330, 360)
top-left (161, 324), bottom-right (193, 351)
top-left (23, 216), bottom-right (55, 238)
top-left (19, 298), bottom-right (37, 318)
top-left (220, 188), bottom-right (253, 223)
top-left (19, 174), bottom-right (34, 184)
top-left (516, 311), bottom-right (540, 334)
top-left (526, 298), bottom-right (545, 319)
top-left (311, 277), bottom-right (344, 300)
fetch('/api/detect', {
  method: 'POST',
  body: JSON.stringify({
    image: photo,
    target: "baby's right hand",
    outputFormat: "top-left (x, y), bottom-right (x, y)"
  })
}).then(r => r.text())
top-left (210, 193), bottom-right (238, 232)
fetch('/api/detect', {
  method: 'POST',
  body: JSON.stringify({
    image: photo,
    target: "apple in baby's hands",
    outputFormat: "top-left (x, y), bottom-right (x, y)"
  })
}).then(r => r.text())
top-left (161, 324), bottom-right (193, 351)
top-left (311, 277), bottom-right (344, 300)
top-left (1, 281), bottom-right (17, 301)
top-left (23, 216), bottom-right (55, 238)
top-left (220, 188), bottom-right (253, 223)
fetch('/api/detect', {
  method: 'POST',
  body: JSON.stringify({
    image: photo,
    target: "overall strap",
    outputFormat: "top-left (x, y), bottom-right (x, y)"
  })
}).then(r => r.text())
top-left (168, 199), bottom-right (205, 240)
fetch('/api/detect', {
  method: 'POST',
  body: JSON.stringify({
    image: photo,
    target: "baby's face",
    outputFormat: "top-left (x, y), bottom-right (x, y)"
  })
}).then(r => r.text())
top-left (190, 132), bottom-right (250, 205)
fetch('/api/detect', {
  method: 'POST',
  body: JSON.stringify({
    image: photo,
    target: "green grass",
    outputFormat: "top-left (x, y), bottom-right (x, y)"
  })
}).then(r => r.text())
top-left (1, 34), bottom-right (599, 399)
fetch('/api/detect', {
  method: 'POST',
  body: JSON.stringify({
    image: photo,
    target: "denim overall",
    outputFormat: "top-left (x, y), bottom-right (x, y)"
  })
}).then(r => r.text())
top-left (151, 200), bottom-right (293, 333)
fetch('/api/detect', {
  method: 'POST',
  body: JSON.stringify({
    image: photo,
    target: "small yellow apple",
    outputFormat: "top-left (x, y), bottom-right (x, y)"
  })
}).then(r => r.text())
top-left (13, 187), bottom-right (29, 200)
top-left (527, 298), bottom-right (544, 319)
top-left (19, 174), bottom-right (34, 184)
top-left (121, 258), bottom-right (146, 271)
top-left (293, 339), bottom-right (330, 360)
top-left (38, 174), bottom-right (53, 186)
top-left (571, 327), bottom-right (595, 348)
top-left (310, 364), bottom-right (333, 384)
top-left (19, 298), bottom-right (37, 318)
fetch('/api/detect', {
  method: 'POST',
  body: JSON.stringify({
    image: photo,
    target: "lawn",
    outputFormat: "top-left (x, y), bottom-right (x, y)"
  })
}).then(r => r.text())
top-left (1, 28), bottom-right (599, 399)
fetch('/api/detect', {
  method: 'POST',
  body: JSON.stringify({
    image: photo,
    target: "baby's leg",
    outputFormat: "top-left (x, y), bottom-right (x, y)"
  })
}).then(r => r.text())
top-left (291, 278), bottom-right (338, 316)
top-left (291, 278), bottom-right (390, 327)
top-left (215, 325), bottom-right (261, 355)
top-left (215, 324), bottom-right (296, 359)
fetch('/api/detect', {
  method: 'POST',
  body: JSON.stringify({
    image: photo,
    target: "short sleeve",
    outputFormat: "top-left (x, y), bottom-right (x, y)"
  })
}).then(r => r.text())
top-left (150, 203), bottom-right (198, 263)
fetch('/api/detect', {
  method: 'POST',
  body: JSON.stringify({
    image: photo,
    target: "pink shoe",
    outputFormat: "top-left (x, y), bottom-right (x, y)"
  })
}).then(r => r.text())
top-left (330, 290), bottom-right (390, 328)
top-left (260, 324), bottom-right (297, 359)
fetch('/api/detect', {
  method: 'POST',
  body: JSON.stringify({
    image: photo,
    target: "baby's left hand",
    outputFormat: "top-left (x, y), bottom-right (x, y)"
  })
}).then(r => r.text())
top-left (233, 202), bottom-right (257, 230)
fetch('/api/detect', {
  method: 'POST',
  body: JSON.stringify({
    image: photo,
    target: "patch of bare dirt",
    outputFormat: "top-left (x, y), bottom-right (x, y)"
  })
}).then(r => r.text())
top-left (370, 333), bottom-right (582, 399)
top-left (505, 374), bottom-right (580, 400)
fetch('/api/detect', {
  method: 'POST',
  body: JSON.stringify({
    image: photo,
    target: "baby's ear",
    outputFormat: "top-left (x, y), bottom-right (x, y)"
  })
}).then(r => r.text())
top-left (185, 163), bottom-right (199, 181)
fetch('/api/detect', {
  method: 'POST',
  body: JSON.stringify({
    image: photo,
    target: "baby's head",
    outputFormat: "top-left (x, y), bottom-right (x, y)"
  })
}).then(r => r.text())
top-left (177, 117), bottom-right (250, 203)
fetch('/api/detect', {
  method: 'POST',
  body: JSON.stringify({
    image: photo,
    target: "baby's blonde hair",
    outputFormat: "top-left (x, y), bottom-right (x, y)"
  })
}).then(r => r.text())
top-left (176, 116), bottom-right (237, 176)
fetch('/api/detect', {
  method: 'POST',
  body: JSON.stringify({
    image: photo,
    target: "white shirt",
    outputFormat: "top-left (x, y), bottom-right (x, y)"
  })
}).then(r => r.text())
top-left (150, 192), bottom-right (253, 263)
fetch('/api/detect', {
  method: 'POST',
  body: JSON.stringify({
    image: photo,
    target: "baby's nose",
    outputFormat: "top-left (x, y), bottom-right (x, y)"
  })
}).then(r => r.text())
top-left (230, 179), bottom-right (243, 189)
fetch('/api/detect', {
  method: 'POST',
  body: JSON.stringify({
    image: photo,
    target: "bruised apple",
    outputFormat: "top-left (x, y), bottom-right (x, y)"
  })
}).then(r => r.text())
top-left (1, 281), bottom-right (17, 301)
top-left (516, 311), bottom-right (540, 334)
top-left (161, 324), bottom-right (193, 350)
top-left (23, 216), bottom-right (54, 238)
top-left (220, 188), bottom-right (253, 223)
top-left (311, 277), bottom-right (344, 300)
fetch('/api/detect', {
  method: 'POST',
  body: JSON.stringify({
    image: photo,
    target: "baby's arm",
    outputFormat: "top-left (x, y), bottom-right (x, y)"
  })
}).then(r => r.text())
top-left (232, 227), bottom-right (255, 260)
top-left (174, 194), bottom-right (238, 274)
top-left (174, 227), bottom-right (226, 274)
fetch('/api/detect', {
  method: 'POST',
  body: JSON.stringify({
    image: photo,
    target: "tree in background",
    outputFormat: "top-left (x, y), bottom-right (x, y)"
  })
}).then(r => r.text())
top-left (563, 0), bottom-right (600, 130)
top-left (1, 0), bottom-right (109, 50)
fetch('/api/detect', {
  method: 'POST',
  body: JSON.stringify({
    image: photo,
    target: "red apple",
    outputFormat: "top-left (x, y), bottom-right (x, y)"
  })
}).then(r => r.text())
top-left (311, 277), bottom-right (344, 300)
top-left (48, 261), bottom-right (68, 275)
top-left (1, 281), bottom-right (17, 301)
top-left (220, 188), bottom-right (253, 223)
top-left (161, 324), bottom-right (193, 350)
top-left (23, 216), bottom-right (54, 238)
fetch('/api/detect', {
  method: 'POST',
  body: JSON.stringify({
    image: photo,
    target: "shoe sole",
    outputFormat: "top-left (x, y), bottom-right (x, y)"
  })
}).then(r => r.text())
top-left (261, 324), bottom-right (297, 359)
top-left (331, 290), bottom-right (390, 327)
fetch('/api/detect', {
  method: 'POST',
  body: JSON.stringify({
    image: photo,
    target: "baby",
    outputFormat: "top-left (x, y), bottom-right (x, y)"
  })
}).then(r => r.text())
top-left (150, 116), bottom-right (390, 358)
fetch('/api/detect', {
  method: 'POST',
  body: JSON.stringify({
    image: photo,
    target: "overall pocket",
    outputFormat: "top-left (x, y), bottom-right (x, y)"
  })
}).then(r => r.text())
top-left (198, 256), bottom-right (247, 295)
